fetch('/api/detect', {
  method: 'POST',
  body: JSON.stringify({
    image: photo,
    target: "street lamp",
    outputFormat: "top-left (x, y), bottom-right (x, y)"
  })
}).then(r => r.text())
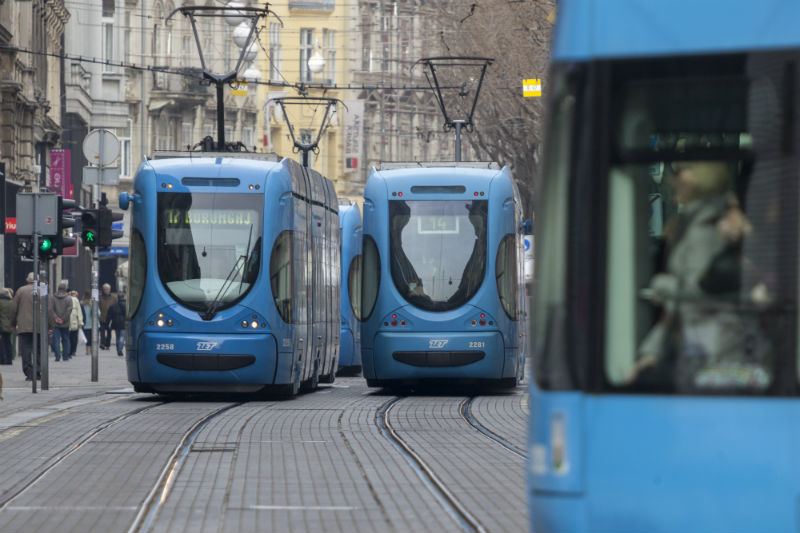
top-left (224, 2), bottom-right (248, 26)
top-left (308, 40), bottom-right (325, 75)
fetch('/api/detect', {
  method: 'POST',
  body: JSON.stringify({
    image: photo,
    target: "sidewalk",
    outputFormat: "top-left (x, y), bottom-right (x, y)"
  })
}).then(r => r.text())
top-left (0, 339), bottom-right (132, 412)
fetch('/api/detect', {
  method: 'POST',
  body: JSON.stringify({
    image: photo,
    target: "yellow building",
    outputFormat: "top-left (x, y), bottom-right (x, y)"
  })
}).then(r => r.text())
top-left (255, 0), bottom-right (358, 199)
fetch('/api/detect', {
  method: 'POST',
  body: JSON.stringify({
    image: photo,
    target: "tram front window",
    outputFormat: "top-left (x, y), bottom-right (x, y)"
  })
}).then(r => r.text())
top-left (157, 192), bottom-right (263, 313)
top-left (389, 200), bottom-right (488, 312)
top-left (605, 54), bottom-right (796, 394)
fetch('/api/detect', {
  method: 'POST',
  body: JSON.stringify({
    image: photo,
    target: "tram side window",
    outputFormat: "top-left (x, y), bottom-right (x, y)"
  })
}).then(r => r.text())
top-left (348, 254), bottom-right (363, 320)
top-left (605, 53), bottom-right (798, 395)
top-left (496, 234), bottom-right (518, 319)
top-left (361, 236), bottom-right (380, 321)
top-left (127, 229), bottom-right (147, 320)
top-left (270, 230), bottom-right (293, 323)
top-left (533, 73), bottom-right (575, 390)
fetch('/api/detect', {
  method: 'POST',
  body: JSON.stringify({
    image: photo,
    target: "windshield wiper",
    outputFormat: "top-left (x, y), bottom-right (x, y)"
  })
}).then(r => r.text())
top-left (201, 255), bottom-right (245, 321)
top-left (239, 225), bottom-right (253, 294)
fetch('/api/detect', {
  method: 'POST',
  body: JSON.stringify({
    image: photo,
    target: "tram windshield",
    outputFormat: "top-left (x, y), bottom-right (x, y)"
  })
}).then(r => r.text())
top-left (157, 192), bottom-right (263, 313)
top-left (389, 200), bottom-right (487, 312)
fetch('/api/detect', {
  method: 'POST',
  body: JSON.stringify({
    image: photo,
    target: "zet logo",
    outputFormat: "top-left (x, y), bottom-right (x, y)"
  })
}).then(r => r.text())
top-left (429, 339), bottom-right (448, 349)
top-left (196, 341), bottom-right (218, 351)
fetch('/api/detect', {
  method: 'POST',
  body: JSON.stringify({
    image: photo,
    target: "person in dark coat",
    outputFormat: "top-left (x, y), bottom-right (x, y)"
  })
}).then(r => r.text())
top-left (98, 283), bottom-right (117, 350)
top-left (11, 273), bottom-right (42, 380)
top-left (0, 288), bottom-right (13, 364)
top-left (108, 294), bottom-right (126, 357)
top-left (49, 280), bottom-right (73, 362)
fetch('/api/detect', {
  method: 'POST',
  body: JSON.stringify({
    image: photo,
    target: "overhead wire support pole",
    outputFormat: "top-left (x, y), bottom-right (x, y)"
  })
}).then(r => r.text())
top-left (268, 97), bottom-right (347, 167)
top-left (413, 57), bottom-right (494, 162)
top-left (168, 4), bottom-right (279, 152)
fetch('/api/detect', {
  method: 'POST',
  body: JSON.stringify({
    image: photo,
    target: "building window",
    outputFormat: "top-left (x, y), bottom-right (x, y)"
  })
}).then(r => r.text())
top-left (269, 22), bottom-right (282, 83)
top-left (124, 12), bottom-right (131, 62)
top-left (103, 0), bottom-right (115, 17)
top-left (299, 29), bottom-right (313, 83)
top-left (103, 22), bottom-right (114, 71)
top-left (324, 29), bottom-right (335, 84)
top-left (121, 138), bottom-right (131, 177)
top-left (181, 122), bottom-right (193, 148)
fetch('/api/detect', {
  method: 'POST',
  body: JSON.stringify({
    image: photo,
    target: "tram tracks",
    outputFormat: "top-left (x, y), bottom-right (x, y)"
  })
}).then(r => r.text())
top-left (378, 394), bottom-right (527, 533)
top-left (378, 397), bottom-right (489, 533)
top-left (127, 401), bottom-right (243, 533)
top-left (460, 397), bottom-right (527, 459)
top-left (0, 400), bottom-right (168, 511)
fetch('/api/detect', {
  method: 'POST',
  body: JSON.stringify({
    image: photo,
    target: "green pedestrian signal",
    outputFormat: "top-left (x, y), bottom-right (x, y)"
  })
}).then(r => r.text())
top-left (40, 238), bottom-right (53, 252)
top-left (81, 209), bottom-right (100, 249)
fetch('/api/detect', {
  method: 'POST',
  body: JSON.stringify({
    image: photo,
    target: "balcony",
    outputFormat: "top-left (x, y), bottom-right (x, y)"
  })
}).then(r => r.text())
top-left (289, 0), bottom-right (335, 11)
top-left (152, 67), bottom-right (209, 100)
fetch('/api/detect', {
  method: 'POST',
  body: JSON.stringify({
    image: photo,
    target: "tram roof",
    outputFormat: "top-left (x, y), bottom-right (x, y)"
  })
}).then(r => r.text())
top-left (373, 163), bottom-right (504, 182)
top-left (144, 151), bottom-right (283, 174)
top-left (553, 0), bottom-right (800, 61)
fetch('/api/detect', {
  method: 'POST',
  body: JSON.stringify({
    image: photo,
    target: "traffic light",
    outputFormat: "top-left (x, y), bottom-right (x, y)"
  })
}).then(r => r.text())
top-left (55, 196), bottom-right (77, 256)
top-left (97, 206), bottom-right (124, 248)
top-left (81, 209), bottom-right (100, 249)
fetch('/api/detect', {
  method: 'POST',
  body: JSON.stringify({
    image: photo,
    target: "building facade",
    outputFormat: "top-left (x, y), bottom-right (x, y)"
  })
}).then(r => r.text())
top-left (0, 0), bottom-right (70, 290)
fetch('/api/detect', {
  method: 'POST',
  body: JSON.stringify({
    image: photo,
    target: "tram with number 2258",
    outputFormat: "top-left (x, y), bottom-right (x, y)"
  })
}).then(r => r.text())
top-left (529, 0), bottom-right (800, 531)
top-left (119, 152), bottom-right (340, 396)
top-left (359, 162), bottom-right (525, 389)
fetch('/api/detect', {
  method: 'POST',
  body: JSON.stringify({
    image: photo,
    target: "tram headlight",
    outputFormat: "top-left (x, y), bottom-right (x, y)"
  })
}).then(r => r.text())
top-left (250, 320), bottom-right (259, 329)
top-left (156, 319), bottom-right (165, 327)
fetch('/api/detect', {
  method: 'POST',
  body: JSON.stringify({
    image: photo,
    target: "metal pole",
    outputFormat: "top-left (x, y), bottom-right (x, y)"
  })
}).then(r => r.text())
top-left (39, 263), bottom-right (48, 390)
top-left (91, 184), bottom-right (100, 381)
top-left (31, 192), bottom-right (39, 393)
top-left (91, 134), bottom-right (102, 382)
top-left (454, 121), bottom-right (463, 162)
top-left (216, 81), bottom-right (225, 150)
top-left (91, 242), bottom-right (99, 382)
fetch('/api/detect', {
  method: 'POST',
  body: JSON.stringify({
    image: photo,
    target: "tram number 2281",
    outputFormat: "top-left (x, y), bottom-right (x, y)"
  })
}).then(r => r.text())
top-left (469, 341), bottom-right (486, 348)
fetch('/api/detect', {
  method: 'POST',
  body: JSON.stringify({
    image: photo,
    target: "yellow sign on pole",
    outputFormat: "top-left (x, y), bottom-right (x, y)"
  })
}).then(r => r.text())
top-left (523, 79), bottom-right (542, 98)
top-left (231, 81), bottom-right (248, 96)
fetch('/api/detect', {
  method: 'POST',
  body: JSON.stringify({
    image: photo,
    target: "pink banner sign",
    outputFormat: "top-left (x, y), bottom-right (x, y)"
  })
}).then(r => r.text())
top-left (49, 149), bottom-right (72, 199)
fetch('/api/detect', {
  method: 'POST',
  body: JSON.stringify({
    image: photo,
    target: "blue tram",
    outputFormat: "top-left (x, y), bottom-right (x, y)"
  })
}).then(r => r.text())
top-left (360, 162), bottom-right (525, 388)
top-left (529, 0), bottom-right (800, 531)
top-left (119, 152), bottom-right (340, 395)
top-left (338, 202), bottom-right (362, 375)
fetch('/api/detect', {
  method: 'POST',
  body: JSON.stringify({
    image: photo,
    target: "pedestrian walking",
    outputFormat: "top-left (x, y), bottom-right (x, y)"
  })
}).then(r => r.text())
top-left (99, 283), bottom-right (117, 350)
top-left (81, 290), bottom-right (93, 355)
top-left (67, 290), bottom-right (83, 358)
top-left (0, 288), bottom-right (13, 365)
top-left (108, 294), bottom-right (126, 357)
top-left (49, 280), bottom-right (73, 362)
top-left (11, 273), bottom-right (42, 380)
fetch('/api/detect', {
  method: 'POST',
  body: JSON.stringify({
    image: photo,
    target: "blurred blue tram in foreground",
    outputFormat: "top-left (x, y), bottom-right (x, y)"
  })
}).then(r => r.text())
top-left (360, 162), bottom-right (525, 388)
top-left (529, 1), bottom-right (800, 531)
top-left (338, 201), bottom-right (362, 375)
top-left (120, 152), bottom-right (340, 395)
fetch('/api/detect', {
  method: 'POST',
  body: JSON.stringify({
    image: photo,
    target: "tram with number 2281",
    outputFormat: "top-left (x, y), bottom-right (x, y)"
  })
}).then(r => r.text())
top-left (359, 162), bottom-right (526, 389)
top-left (529, 0), bottom-right (800, 531)
top-left (119, 152), bottom-right (340, 396)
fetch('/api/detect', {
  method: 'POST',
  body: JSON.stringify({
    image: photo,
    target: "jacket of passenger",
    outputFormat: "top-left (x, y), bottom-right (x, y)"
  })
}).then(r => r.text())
top-left (49, 292), bottom-right (73, 329)
top-left (108, 299), bottom-right (127, 331)
top-left (0, 291), bottom-right (13, 333)
top-left (10, 283), bottom-right (35, 334)
top-left (68, 295), bottom-right (83, 331)
top-left (99, 292), bottom-right (118, 322)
